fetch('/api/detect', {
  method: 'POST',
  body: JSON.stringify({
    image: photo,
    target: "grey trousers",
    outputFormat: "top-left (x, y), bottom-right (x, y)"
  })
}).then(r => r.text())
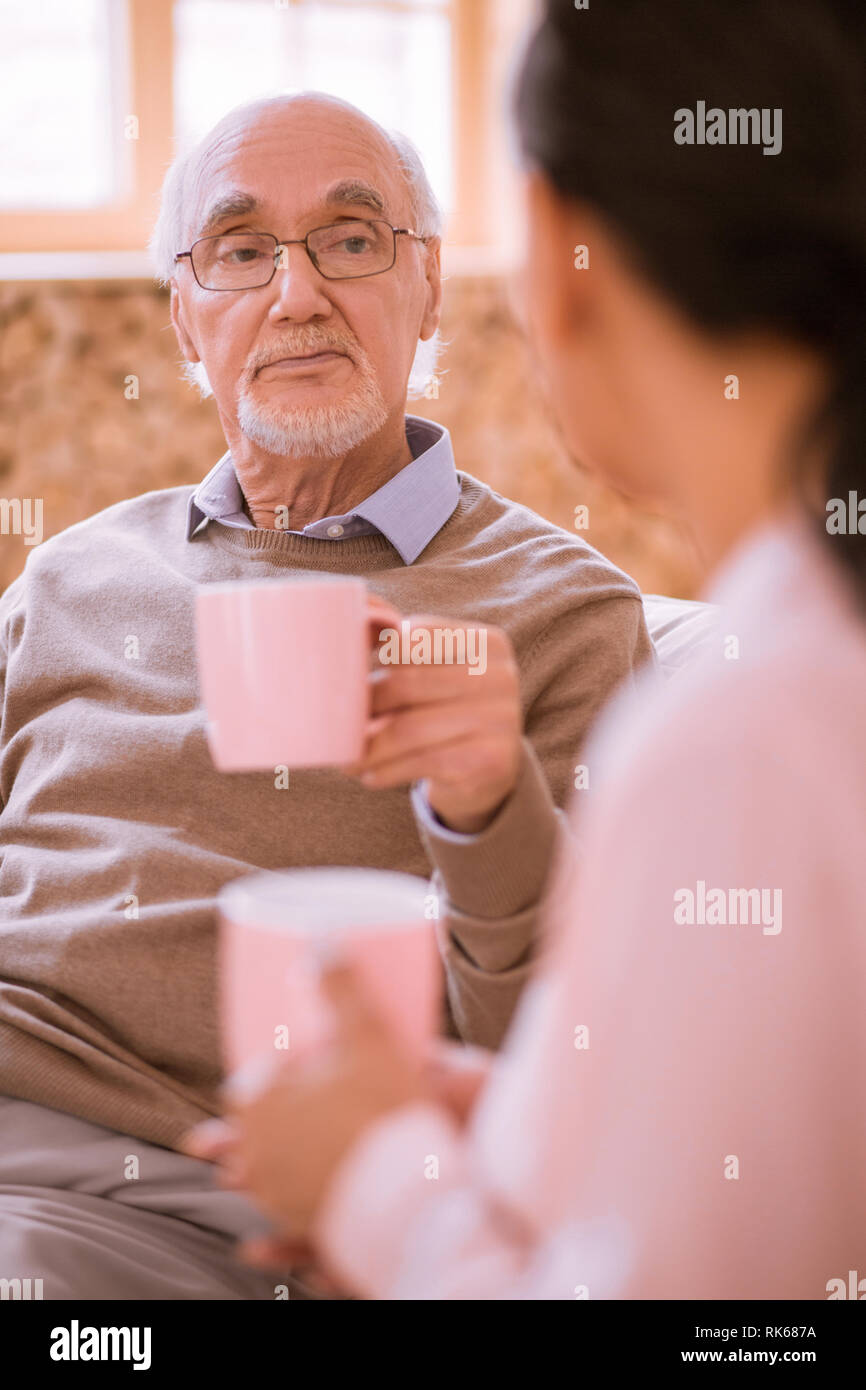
top-left (0, 1094), bottom-right (300, 1300)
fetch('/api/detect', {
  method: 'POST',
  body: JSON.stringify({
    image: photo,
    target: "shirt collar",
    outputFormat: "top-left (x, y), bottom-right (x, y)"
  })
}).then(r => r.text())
top-left (185, 415), bottom-right (459, 565)
top-left (186, 454), bottom-right (249, 539)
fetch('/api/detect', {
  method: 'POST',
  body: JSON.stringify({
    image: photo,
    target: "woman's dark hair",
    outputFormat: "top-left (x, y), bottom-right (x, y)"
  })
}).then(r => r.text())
top-left (515, 0), bottom-right (866, 597)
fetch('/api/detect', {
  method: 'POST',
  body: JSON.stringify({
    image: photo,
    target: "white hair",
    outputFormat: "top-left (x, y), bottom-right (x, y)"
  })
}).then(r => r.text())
top-left (149, 94), bottom-right (443, 398)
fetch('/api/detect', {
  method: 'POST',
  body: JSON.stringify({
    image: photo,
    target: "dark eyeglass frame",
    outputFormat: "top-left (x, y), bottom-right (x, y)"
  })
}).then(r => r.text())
top-left (174, 219), bottom-right (427, 290)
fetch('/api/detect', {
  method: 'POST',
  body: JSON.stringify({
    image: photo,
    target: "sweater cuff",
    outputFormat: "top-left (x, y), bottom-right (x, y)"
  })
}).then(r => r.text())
top-left (410, 738), bottom-right (559, 920)
top-left (313, 1101), bottom-right (465, 1298)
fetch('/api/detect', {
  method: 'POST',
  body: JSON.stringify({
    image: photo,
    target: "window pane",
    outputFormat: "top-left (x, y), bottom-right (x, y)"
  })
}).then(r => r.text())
top-left (174, 0), bottom-right (452, 215)
top-left (0, 0), bottom-right (127, 210)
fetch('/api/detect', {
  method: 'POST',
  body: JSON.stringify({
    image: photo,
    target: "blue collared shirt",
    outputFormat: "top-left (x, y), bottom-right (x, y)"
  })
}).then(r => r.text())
top-left (185, 415), bottom-right (459, 565)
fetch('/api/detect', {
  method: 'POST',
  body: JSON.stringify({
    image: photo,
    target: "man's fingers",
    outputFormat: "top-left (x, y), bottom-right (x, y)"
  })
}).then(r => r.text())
top-left (341, 704), bottom-right (510, 781)
top-left (360, 729), bottom-right (515, 791)
top-left (369, 661), bottom-right (499, 715)
top-left (338, 714), bottom-right (392, 779)
top-left (366, 597), bottom-right (403, 641)
top-left (361, 702), bottom-right (516, 774)
top-left (368, 618), bottom-right (512, 694)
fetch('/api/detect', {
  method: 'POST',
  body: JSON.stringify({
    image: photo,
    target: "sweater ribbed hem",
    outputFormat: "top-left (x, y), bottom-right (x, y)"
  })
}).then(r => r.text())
top-left (0, 1023), bottom-right (216, 1152)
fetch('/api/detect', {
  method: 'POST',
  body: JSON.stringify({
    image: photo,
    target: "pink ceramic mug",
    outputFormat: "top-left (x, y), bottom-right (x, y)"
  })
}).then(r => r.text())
top-left (195, 575), bottom-right (368, 771)
top-left (218, 867), bottom-right (441, 1073)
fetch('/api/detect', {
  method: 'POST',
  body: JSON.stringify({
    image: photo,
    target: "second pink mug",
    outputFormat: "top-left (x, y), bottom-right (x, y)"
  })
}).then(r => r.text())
top-left (218, 867), bottom-right (441, 1073)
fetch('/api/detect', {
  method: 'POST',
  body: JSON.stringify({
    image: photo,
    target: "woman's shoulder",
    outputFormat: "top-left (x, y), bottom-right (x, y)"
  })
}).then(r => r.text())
top-left (587, 522), bottom-right (866, 815)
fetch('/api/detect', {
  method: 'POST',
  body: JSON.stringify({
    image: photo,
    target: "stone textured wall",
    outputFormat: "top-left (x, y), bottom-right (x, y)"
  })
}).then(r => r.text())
top-left (0, 274), bottom-right (702, 597)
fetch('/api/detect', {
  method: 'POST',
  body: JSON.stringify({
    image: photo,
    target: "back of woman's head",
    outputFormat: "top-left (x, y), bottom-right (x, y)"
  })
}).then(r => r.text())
top-left (515, 0), bottom-right (866, 596)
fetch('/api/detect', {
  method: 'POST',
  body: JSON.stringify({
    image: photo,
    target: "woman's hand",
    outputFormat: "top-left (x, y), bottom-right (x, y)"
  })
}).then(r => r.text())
top-left (185, 960), bottom-right (427, 1238)
top-left (423, 1039), bottom-right (494, 1124)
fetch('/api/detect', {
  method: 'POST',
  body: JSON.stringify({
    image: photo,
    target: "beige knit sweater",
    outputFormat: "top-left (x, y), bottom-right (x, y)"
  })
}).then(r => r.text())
top-left (0, 471), bottom-right (653, 1149)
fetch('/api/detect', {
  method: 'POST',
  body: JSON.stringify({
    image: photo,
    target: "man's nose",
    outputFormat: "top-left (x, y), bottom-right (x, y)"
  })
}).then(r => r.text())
top-left (266, 242), bottom-right (333, 322)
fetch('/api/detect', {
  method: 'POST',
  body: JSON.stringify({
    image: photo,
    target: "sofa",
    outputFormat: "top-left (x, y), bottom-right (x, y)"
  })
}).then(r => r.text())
top-left (642, 593), bottom-right (720, 679)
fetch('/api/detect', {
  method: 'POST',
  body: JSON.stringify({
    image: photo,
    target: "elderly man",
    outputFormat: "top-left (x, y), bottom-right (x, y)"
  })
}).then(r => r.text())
top-left (0, 93), bottom-right (652, 1300)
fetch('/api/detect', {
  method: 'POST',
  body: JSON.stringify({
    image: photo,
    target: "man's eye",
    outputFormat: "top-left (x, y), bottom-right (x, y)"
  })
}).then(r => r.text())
top-left (225, 246), bottom-right (265, 264)
top-left (339, 236), bottom-right (371, 254)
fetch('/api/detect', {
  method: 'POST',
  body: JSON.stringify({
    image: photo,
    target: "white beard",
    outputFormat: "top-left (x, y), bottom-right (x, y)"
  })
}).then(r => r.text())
top-left (236, 354), bottom-right (388, 458)
top-left (236, 389), bottom-right (388, 457)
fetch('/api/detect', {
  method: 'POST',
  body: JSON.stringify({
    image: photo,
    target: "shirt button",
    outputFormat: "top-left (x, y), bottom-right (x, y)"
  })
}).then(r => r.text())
top-left (326, 524), bottom-right (344, 537)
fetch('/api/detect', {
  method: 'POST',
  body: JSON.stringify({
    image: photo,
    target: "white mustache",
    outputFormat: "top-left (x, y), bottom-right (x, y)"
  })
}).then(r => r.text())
top-left (250, 337), bottom-right (358, 374)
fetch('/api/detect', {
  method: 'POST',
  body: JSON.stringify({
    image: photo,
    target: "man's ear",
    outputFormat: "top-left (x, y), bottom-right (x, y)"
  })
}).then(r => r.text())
top-left (169, 282), bottom-right (201, 364)
top-left (418, 236), bottom-right (443, 342)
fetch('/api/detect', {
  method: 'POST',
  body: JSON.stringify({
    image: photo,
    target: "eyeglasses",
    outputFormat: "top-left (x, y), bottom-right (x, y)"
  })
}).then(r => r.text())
top-left (174, 219), bottom-right (426, 291)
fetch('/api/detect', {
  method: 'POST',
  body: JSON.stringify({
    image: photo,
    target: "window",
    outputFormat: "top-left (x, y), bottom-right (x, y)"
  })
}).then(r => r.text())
top-left (0, 0), bottom-right (129, 210)
top-left (0, 0), bottom-right (532, 266)
top-left (175, 0), bottom-right (452, 217)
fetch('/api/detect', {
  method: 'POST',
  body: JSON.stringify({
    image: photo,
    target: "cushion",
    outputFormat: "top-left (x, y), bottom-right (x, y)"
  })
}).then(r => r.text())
top-left (642, 593), bottom-right (720, 679)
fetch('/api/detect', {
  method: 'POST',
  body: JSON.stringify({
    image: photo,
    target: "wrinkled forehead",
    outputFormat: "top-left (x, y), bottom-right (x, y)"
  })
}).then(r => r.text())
top-left (185, 104), bottom-right (411, 244)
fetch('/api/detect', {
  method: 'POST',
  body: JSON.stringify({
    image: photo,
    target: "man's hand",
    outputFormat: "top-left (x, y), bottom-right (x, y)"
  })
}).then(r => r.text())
top-left (350, 597), bottom-right (523, 834)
